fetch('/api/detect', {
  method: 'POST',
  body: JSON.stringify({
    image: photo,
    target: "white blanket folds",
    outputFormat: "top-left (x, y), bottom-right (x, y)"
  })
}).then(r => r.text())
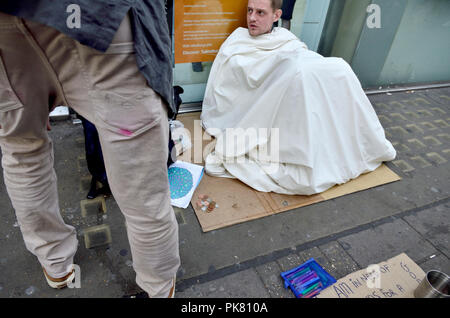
top-left (201, 27), bottom-right (396, 195)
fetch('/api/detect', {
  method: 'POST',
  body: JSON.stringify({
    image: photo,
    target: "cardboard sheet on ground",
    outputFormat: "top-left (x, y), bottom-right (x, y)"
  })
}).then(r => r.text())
top-left (317, 253), bottom-right (426, 298)
top-left (177, 112), bottom-right (401, 232)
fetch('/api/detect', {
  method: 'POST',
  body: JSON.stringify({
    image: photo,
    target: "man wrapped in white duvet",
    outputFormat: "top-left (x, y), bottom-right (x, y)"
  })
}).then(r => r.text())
top-left (200, 0), bottom-right (396, 195)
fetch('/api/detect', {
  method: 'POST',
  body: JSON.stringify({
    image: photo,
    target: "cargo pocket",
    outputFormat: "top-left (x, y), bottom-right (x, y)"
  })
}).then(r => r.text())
top-left (91, 88), bottom-right (162, 138)
top-left (0, 55), bottom-right (24, 136)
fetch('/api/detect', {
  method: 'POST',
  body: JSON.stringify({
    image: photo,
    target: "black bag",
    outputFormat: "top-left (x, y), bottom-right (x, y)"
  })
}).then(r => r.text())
top-left (167, 85), bottom-right (184, 167)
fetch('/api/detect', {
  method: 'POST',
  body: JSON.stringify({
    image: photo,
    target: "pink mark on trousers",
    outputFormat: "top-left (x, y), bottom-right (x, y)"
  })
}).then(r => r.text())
top-left (119, 129), bottom-right (133, 136)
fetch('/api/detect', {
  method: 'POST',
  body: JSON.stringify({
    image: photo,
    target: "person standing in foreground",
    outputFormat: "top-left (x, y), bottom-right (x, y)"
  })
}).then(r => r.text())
top-left (0, 0), bottom-right (180, 298)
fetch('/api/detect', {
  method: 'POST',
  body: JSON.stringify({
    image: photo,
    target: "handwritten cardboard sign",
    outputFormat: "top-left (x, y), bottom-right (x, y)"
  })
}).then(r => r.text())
top-left (317, 253), bottom-right (426, 298)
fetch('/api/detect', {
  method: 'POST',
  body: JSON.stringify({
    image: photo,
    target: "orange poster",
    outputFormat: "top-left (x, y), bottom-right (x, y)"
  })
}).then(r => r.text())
top-left (174, 0), bottom-right (248, 64)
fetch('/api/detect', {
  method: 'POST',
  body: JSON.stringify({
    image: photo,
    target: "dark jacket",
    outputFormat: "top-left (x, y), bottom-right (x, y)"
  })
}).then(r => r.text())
top-left (0, 0), bottom-right (175, 118)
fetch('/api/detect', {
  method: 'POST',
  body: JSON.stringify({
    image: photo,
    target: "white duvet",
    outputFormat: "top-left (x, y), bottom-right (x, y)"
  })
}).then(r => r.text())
top-left (200, 27), bottom-right (396, 195)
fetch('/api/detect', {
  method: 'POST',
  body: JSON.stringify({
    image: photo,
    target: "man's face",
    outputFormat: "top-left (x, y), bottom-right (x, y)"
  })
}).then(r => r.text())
top-left (247, 0), bottom-right (282, 36)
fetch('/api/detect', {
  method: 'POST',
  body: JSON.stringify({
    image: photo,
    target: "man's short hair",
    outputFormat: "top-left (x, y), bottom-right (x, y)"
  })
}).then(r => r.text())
top-left (271, 0), bottom-right (283, 10)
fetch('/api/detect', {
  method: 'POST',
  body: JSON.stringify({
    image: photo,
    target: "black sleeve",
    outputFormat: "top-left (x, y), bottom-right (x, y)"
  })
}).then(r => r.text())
top-left (281, 0), bottom-right (296, 20)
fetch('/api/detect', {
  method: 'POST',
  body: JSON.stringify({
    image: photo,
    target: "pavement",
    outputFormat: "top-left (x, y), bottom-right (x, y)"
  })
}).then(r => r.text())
top-left (0, 86), bottom-right (449, 299)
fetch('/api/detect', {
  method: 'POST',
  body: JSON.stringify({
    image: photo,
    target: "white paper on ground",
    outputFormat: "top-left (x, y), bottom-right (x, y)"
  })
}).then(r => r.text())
top-left (168, 161), bottom-right (204, 208)
top-left (49, 106), bottom-right (69, 119)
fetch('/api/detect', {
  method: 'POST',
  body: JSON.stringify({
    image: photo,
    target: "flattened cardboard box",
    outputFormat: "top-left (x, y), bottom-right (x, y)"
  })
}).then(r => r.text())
top-left (317, 253), bottom-right (426, 298)
top-left (177, 112), bottom-right (401, 232)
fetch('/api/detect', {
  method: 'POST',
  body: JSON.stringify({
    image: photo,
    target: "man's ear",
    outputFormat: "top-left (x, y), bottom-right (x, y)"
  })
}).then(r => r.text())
top-left (273, 9), bottom-right (282, 22)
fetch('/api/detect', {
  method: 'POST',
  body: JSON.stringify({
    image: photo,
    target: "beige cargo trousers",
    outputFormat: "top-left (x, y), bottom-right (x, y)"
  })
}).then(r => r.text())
top-left (0, 12), bottom-right (180, 297)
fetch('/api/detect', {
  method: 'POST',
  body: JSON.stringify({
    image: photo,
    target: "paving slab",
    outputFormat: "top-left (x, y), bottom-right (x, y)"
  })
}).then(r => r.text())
top-left (417, 253), bottom-right (450, 274)
top-left (318, 241), bottom-right (360, 278)
top-left (176, 269), bottom-right (270, 298)
top-left (255, 261), bottom-right (294, 298)
top-left (403, 203), bottom-right (450, 258)
top-left (338, 218), bottom-right (437, 267)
